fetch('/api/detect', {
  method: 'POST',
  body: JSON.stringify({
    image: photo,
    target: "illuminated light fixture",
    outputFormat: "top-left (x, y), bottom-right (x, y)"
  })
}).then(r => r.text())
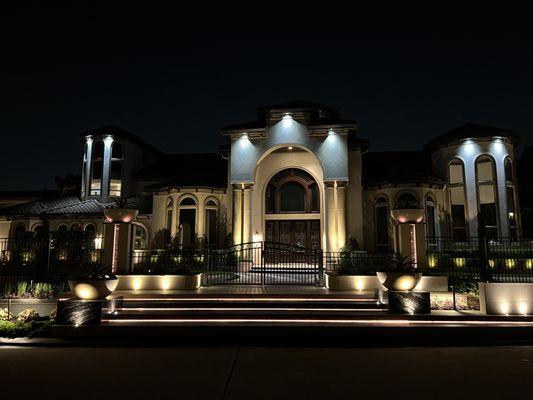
top-left (500, 303), bottom-right (511, 315)
top-left (453, 257), bottom-right (466, 268)
top-left (132, 279), bottom-right (142, 291)
top-left (160, 277), bottom-right (171, 291)
top-left (505, 258), bottom-right (516, 269)
top-left (526, 259), bottom-right (533, 270)
top-left (488, 259), bottom-right (495, 269)
top-left (252, 231), bottom-right (262, 242)
top-left (428, 255), bottom-right (438, 268)
top-left (94, 236), bottom-right (103, 250)
top-left (288, 146), bottom-right (293, 150)
top-left (281, 112), bottom-right (293, 120)
top-left (328, 128), bottom-right (336, 135)
top-left (241, 132), bottom-right (248, 139)
top-left (518, 302), bottom-right (528, 315)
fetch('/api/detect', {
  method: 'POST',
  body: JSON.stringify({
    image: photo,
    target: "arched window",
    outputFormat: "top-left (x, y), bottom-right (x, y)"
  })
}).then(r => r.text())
top-left (448, 159), bottom-right (467, 241)
top-left (84, 223), bottom-right (96, 236)
top-left (132, 224), bottom-right (148, 250)
top-left (397, 192), bottom-right (418, 209)
top-left (165, 197), bottom-right (173, 232)
top-left (56, 224), bottom-right (68, 233)
top-left (476, 156), bottom-right (499, 238)
top-left (205, 199), bottom-right (218, 246)
top-left (375, 196), bottom-right (390, 252)
top-left (109, 142), bottom-right (123, 197)
top-left (265, 169), bottom-right (319, 214)
top-left (505, 158), bottom-right (518, 240)
top-left (178, 196), bottom-right (197, 246)
top-left (425, 195), bottom-right (437, 238)
top-left (90, 141), bottom-right (104, 196)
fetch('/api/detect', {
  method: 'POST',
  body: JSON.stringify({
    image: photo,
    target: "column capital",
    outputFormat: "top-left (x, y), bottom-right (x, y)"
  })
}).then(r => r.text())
top-left (232, 183), bottom-right (254, 190)
top-left (324, 180), bottom-right (348, 188)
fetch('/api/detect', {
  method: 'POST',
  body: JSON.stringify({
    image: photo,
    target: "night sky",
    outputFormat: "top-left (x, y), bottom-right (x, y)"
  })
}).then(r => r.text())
top-left (1, 5), bottom-right (532, 190)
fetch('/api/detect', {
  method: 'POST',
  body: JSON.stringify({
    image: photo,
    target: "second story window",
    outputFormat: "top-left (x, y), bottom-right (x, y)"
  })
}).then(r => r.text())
top-left (109, 142), bottom-right (123, 197)
top-left (476, 156), bottom-right (499, 238)
top-left (448, 159), bottom-right (467, 241)
top-left (90, 141), bottom-right (104, 196)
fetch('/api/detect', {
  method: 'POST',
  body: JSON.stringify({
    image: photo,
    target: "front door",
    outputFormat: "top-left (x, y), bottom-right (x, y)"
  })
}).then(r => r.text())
top-left (265, 220), bottom-right (320, 249)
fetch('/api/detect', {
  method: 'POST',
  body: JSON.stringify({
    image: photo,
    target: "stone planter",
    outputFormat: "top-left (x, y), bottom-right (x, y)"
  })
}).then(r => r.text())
top-left (104, 208), bottom-right (139, 223)
top-left (0, 298), bottom-right (57, 317)
top-left (390, 208), bottom-right (425, 224)
top-left (376, 272), bottom-right (422, 291)
top-left (479, 282), bottom-right (533, 315)
top-left (68, 278), bottom-right (119, 300)
top-left (115, 274), bottom-right (203, 291)
top-left (325, 274), bottom-right (382, 291)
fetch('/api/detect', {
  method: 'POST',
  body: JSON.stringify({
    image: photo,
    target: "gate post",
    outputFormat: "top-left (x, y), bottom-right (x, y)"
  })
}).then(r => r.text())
top-left (318, 249), bottom-right (324, 287)
top-left (478, 226), bottom-right (491, 282)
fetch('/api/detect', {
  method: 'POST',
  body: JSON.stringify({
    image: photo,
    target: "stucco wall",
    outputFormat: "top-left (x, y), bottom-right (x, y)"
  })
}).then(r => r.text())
top-left (230, 116), bottom-right (348, 184)
top-left (250, 150), bottom-right (325, 245)
top-left (431, 139), bottom-right (516, 237)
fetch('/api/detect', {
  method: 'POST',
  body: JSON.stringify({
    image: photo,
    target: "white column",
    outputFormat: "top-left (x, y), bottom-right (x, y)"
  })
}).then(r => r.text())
top-left (101, 135), bottom-right (114, 202)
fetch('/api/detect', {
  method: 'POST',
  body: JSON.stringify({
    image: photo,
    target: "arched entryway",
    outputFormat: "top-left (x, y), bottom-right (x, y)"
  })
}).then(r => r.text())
top-left (264, 168), bottom-right (321, 249)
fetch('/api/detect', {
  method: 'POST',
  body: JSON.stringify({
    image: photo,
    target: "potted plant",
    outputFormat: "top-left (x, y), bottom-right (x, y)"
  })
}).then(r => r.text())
top-left (69, 265), bottom-right (119, 300)
top-left (376, 255), bottom-right (422, 291)
top-left (104, 198), bottom-right (139, 223)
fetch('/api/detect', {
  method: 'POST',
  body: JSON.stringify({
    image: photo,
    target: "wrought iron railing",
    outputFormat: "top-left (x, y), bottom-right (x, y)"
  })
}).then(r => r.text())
top-left (426, 236), bottom-right (533, 283)
top-left (0, 234), bottom-right (102, 277)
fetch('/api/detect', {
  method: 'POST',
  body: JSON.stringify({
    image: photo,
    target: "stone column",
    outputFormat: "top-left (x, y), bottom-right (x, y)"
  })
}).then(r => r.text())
top-left (232, 184), bottom-right (253, 245)
top-left (324, 181), bottom-right (347, 252)
top-left (103, 222), bottom-right (134, 274)
top-left (101, 136), bottom-right (114, 202)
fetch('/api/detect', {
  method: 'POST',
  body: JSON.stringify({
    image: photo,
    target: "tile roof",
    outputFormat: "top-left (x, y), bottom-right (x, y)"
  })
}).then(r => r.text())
top-left (0, 195), bottom-right (153, 217)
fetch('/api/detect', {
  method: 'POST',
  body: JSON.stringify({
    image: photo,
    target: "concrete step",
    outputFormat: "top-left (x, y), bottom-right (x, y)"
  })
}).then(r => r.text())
top-left (102, 295), bottom-right (386, 322)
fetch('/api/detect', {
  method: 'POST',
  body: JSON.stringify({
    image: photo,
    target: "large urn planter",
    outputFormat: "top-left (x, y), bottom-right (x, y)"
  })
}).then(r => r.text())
top-left (376, 272), bottom-right (422, 291)
top-left (104, 208), bottom-right (139, 223)
top-left (390, 208), bottom-right (425, 224)
top-left (69, 278), bottom-right (119, 300)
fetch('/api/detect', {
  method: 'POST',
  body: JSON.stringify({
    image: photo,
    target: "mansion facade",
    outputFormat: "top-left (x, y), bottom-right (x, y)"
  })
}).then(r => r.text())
top-left (0, 101), bottom-right (522, 264)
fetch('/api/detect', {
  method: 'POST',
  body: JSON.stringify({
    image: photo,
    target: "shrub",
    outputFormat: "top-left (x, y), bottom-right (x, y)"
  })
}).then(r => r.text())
top-left (0, 319), bottom-right (51, 338)
top-left (17, 309), bottom-right (39, 323)
top-left (0, 308), bottom-right (13, 321)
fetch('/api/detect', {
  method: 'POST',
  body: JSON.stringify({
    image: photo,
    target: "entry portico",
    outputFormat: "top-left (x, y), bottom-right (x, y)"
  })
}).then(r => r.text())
top-left (223, 101), bottom-right (365, 253)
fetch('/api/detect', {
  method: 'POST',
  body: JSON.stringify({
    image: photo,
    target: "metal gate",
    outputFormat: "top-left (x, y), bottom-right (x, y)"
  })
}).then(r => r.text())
top-left (204, 241), bottom-right (323, 286)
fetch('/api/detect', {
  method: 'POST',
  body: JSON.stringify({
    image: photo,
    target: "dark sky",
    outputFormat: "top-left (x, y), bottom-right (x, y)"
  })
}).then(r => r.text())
top-left (1, 5), bottom-right (532, 190)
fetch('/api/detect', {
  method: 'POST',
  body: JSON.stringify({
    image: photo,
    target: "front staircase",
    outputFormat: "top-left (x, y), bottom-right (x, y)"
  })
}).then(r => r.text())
top-left (102, 292), bottom-right (386, 325)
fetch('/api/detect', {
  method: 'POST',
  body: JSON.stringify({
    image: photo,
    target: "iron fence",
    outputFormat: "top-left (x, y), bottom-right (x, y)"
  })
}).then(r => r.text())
top-left (129, 247), bottom-right (206, 274)
top-left (0, 234), bottom-right (102, 277)
top-left (324, 251), bottom-right (397, 275)
top-left (426, 236), bottom-right (533, 283)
